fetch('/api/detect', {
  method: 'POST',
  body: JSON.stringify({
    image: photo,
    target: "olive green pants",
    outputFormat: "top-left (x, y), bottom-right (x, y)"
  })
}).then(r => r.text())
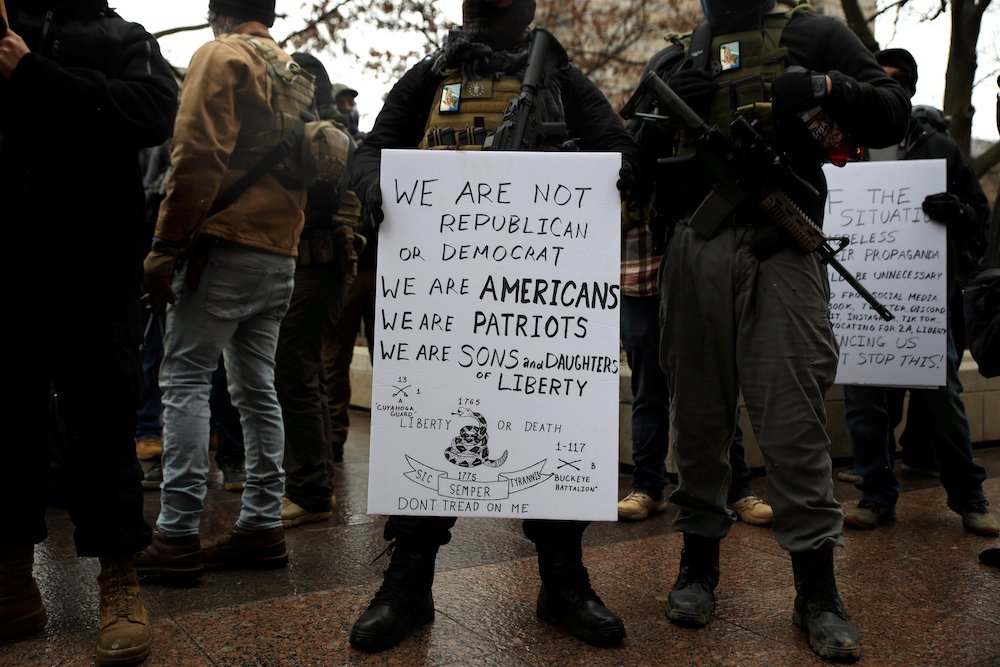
top-left (660, 224), bottom-right (843, 553)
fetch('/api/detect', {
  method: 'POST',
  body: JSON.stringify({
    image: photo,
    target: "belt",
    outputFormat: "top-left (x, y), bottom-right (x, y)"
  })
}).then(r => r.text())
top-left (426, 126), bottom-right (488, 148)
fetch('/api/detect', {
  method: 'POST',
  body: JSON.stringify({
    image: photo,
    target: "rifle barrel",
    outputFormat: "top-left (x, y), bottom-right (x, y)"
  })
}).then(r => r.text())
top-left (640, 71), bottom-right (708, 133)
top-left (820, 246), bottom-right (895, 321)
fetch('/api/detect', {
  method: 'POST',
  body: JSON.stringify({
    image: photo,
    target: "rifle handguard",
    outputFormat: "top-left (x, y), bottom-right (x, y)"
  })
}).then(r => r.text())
top-left (758, 192), bottom-right (825, 253)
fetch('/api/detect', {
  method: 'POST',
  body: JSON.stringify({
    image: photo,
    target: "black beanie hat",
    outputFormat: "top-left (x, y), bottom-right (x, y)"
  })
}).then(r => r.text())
top-left (209, 0), bottom-right (276, 27)
top-left (875, 48), bottom-right (918, 97)
top-left (291, 52), bottom-right (333, 107)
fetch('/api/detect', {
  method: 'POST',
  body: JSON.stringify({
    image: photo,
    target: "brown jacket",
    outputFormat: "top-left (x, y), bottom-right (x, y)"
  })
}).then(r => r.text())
top-left (156, 23), bottom-right (305, 256)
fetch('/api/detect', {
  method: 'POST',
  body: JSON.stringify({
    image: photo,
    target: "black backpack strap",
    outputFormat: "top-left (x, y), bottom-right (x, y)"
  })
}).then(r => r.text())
top-left (207, 114), bottom-right (308, 218)
top-left (687, 22), bottom-right (713, 71)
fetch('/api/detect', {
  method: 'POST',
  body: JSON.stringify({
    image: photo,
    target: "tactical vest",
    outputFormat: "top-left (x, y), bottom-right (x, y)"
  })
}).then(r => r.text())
top-left (226, 34), bottom-right (316, 186)
top-left (676, 2), bottom-right (812, 154)
top-left (419, 73), bottom-right (524, 150)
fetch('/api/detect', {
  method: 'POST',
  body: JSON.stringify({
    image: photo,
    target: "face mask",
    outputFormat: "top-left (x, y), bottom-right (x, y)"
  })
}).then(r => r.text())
top-left (700, 0), bottom-right (775, 33)
top-left (463, 0), bottom-right (536, 50)
top-left (345, 108), bottom-right (360, 136)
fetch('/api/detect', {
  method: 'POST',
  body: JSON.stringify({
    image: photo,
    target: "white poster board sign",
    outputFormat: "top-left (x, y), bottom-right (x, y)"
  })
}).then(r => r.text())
top-left (822, 159), bottom-right (947, 386)
top-left (368, 150), bottom-right (622, 521)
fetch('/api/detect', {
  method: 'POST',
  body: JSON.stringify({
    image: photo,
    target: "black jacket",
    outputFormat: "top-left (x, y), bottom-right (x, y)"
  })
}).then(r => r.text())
top-left (0, 0), bottom-right (178, 304)
top-left (350, 32), bottom-right (639, 210)
top-left (901, 119), bottom-right (990, 279)
top-left (632, 10), bottom-right (911, 230)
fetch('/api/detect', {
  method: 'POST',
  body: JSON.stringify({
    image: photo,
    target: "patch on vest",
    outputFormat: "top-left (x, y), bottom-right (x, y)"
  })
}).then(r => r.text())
top-left (440, 83), bottom-right (462, 113)
top-left (463, 79), bottom-right (493, 99)
top-left (720, 41), bottom-right (740, 71)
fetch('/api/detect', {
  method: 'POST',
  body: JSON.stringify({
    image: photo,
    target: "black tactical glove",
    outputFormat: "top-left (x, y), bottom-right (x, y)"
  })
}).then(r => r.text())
top-left (772, 65), bottom-right (827, 114)
top-left (364, 180), bottom-right (384, 232)
top-left (666, 64), bottom-right (718, 117)
top-left (616, 161), bottom-right (635, 199)
top-left (143, 244), bottom-right (181, 313)
top-left (922, 192), bottom-right (968, 226)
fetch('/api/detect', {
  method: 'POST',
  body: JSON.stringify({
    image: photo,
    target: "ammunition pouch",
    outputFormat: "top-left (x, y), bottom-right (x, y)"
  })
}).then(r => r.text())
top-left (297, 225), bottom-right (358, 281)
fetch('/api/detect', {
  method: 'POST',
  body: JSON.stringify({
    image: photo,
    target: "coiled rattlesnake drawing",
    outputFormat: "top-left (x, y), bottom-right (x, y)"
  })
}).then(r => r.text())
top-left (444, 407), bottom-right (509, 468)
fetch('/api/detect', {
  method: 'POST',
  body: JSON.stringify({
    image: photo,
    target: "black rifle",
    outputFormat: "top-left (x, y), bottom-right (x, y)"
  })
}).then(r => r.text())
top-left (622, 70), bottom-right (894, 322)
top-left (483, 28), bottom-right (568, 151)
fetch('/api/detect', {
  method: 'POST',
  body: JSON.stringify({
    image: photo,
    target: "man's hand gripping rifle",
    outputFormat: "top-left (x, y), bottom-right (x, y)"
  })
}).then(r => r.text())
top-left (622, 70), bottom-right (893, 322)
top-left (483, 28), bottom-right (568, 151)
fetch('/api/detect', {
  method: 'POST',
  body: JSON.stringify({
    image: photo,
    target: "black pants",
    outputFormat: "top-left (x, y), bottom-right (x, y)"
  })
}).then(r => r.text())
top-left (2, 298), bottom-right (151, 557)
top-left (276, 262), bottom-right (351, 510)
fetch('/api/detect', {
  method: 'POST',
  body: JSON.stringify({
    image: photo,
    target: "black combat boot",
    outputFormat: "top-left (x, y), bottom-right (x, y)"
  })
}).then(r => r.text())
top-left (666, 533), bottom-right (720, 627)
top-left (791, 544), bottom-right (861, 662)
top-left (349, 539), bottom-right (437, 652)
top-left (533, 539), bottom-right (626, 647)
top-left (0, 545), bottom-right (47, 640)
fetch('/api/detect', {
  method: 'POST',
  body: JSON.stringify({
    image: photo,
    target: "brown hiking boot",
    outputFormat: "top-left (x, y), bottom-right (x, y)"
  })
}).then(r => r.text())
top-left (0, 545), bottom-right (47, 640)
top-left (134, 437), bottom-right (163, 461)
top-left (96, 556), bottom-right (151, 666)
top-left (133, 531), bottom-right (203, 580)
top-left (202, 527), bottom-right (288, 571)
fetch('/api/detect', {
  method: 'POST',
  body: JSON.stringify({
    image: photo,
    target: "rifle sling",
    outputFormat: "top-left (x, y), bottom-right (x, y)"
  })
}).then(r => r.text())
top-left (207, 116), bottom-right (306, 218)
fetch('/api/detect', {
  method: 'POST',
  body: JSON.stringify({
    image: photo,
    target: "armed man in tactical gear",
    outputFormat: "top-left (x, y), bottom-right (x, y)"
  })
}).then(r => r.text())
top-left (346, 0), bottom-right (639, 653)
top-left (627, 0), bottom-right (909, 661)
top-left (135, 0), bottom-right (349, 578)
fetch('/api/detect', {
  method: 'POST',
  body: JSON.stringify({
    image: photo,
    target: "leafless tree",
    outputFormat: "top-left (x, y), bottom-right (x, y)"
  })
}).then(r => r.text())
top-left (841, 0), bottom-right (998, 175)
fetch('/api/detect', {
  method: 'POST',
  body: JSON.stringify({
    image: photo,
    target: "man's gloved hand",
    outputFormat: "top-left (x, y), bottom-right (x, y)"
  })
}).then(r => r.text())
top-left (616, 161), bottom-right (635, 199)
top-left (666, 63), bottom-right (718, 116)
top-left (772, 65), bottom-right (828, 114)
top-left (922, 192), bottom-right (968, 225)
top-left (143, 244), bottom-right (181, 312)
top-left (364, 181), bottom-right (384, 232)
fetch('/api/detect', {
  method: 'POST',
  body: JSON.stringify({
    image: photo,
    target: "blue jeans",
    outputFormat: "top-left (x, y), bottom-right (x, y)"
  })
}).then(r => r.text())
top-left (135, 309), bottom-right (164, 440)
top-left (157, 241), bottom-right (294, 536)
top-left (843, 328), bottom-right (986, 509)
top-left (621, 294), bottom-right (754, 502)
top-left (621, 295), bottom-right (671, 500)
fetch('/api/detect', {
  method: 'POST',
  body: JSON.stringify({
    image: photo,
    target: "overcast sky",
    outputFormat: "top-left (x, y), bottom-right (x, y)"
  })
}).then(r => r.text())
top-left (109, 0), bottom-right (998, 142)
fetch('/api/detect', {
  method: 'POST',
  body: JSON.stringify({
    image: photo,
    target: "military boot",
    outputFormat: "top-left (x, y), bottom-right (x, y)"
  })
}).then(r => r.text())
top-left (666, 533), bottom-right (720, 627)
top-left (791, 544), bottom-right (861, 662)
top-left (349, 539), bottom-right (437, 652)
top-left (0, 545), bottom-right (47, 640)
top-left (96, 555), bottom-right (152, 666)
top-left (533, 539), bottom-right (626, 647)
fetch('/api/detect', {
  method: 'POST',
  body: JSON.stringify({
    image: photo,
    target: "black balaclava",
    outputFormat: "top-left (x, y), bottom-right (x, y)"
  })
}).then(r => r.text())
top-left (875, 48), bottom-right (918, 98)
top-left (700, 0), bottom-right (776, 34)
top-left (209, 0), bottom-right (276, 27)
top-left (462, 0), bottom-right (536, 51)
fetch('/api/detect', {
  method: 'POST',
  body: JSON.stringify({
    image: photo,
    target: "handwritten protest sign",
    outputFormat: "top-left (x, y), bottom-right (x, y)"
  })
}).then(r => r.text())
top-left (368, 150), bottom-right (622, 521)
top-left (822, 159), bottom-right (947, 386)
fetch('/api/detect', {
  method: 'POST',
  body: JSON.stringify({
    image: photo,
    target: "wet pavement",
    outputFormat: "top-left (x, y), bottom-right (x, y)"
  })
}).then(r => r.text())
top-left (3, 410), bottom-right (998, 666)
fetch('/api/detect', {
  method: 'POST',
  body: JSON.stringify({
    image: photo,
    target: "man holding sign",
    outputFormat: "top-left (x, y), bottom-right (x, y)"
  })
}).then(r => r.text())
top-left (840, 48), bottom-right (996, 537)
top-left (346, 0), bottom-right (638, 653)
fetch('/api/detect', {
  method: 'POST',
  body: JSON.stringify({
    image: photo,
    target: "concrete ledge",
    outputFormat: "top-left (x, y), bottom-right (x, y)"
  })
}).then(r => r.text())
top-left (346, 346), bottom-right (999, 468)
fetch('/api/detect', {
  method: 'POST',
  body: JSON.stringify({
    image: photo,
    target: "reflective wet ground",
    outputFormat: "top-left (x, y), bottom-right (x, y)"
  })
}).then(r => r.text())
top-left (3, 411), bottom-right (998, 666)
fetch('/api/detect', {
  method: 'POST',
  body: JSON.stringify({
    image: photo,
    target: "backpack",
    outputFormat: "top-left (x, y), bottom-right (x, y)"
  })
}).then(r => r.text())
top-left (228, 35), bottom-right (351, 188)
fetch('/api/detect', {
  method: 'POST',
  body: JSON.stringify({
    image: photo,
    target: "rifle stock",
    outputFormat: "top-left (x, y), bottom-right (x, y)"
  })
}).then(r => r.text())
top-left (1, 0), bottom-right (8, 34)
top-left (483, 28), bottom-right (567, 151)
top-left (623, 70), bottom-right (894, 322)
